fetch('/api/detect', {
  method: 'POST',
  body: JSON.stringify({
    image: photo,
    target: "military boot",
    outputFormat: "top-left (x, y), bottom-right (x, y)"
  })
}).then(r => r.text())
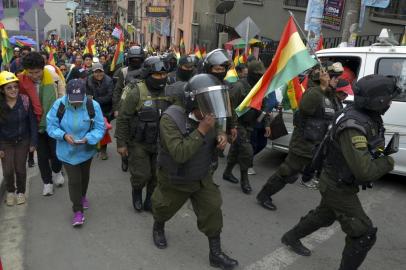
top-left (143, 192), bottom-right (152, 212)
top-left (153, 221), bottom-right (167, 249)
top-left (240, 170), bottom-right (252, 194)
top-left (222, 163), bottom-right (239, 184)
top-left (208, 235), bottom-right (238, 270)
top-left (132, 187), bottom-right (143, 211)
top-left (281, 231), bottom-right (311, 256)
top-left (256, 183), bottom-right (277, 210)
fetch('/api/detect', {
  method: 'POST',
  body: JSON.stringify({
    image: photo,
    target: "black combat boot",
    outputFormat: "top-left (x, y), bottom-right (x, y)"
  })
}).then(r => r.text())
top-left (132, 187), bottom-right (143, 211)
top-left (153, 221), bottom-right (167, 249)
top-left (143, 192), bottom-right (152, 212)
top-left (256, 183), bottom-right (277, 210)
top-left (222, 163), bottom-right (239, 184)
top-left (281, 231), bottom-right (311, 256)
top-left (240, 170), bottom-right (252, 194)
top-left (208, 235), bottom-right (238, 270)
top-left (121, 156), bottom-right (128, 172)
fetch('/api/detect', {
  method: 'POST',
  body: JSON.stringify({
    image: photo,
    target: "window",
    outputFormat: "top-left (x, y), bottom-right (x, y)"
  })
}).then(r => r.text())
top-left (376, 58), bottom-right (406, 102)
top-left (2, 0), bottom-right (18, 8)
top-left (243, 0), bottom-right (263, 5)
top-left (283, 0), bottom-right (308, 8)
top-left (371, 0), bottom-right (406, 21)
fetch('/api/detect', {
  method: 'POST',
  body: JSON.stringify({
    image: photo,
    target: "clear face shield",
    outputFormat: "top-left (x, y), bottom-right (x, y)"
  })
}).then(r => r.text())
top-left (193, 85), bottom-right (232, 132)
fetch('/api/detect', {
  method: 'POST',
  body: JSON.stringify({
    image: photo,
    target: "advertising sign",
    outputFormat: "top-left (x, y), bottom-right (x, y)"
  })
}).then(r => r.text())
top-left (322, 0), bottom-right (346, 31)
top-left (146, 6), bottom-right (169, 17)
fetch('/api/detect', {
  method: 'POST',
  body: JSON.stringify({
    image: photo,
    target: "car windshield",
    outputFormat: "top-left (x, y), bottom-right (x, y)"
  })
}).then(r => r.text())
top-left (376, 58), bottom-right (406, 102)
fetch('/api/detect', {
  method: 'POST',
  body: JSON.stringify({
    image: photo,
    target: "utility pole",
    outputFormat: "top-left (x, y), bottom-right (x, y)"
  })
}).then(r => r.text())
top-left (340, 0), bottom-right (361, 47)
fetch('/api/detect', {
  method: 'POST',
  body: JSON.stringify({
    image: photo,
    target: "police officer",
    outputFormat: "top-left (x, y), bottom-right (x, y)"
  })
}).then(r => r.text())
top-left (115, 56), bottom-right (170, 212)
top-left (163, 52), bottom-right (177, 73)
top-left (113, 45), bottom-right (145, 172)
top-left (112, 45), bottom-right (145, 118)
top-left (280, 75), bottom-right (399, 270)
top-left (167, 55), bottom-right (196, 85)
top-left (256, 62), bottom-right (343, 210)
top-left (151, 74), bottom-right (238, 270)
top-left (223, 60), bottom-right (271, 194)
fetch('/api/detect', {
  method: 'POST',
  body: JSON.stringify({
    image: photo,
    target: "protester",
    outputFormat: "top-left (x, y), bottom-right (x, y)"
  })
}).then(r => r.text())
top-left (18, 52), bottom-right (65, 196)
top-left (46, 79), bottom-right (105, 227)
top-left (0, 71), bottom-right (37, 206)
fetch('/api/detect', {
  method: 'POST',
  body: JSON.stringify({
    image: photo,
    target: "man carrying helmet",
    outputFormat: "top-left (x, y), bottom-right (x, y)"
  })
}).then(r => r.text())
top-left (151, 73), bottom-right (238, 270)
top-left (280, 75), bottom-right (400, 270)
top-left (115, 56), bottom-right (171, 212)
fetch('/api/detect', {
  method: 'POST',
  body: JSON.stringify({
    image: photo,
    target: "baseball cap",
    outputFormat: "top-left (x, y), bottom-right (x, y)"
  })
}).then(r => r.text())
top-left (92, 62), bottom-right (104, 72)
top-left (66, 79), bottom-right (86, 103)
top-left (14, 47), bottom-right (20, 52)
top-left (336, 79), bottom-right (353, 96)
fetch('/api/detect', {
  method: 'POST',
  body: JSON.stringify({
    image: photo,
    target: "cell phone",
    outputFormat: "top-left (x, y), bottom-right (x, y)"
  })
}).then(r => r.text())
top-left (74, 139), bottom-right (85, 144)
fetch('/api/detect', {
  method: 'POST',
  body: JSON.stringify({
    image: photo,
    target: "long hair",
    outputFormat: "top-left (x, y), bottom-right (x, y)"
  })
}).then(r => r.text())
top-left (0, 87), bottom-right (8, 123)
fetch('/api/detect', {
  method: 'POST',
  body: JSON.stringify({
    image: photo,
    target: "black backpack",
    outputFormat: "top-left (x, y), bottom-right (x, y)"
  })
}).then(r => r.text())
top-left (56, 97), bottom-right (95, 131)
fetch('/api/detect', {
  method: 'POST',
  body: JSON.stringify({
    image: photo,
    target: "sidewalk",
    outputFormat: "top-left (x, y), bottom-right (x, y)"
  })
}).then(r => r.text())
top-left (0, 165), bottom-right (3, 200)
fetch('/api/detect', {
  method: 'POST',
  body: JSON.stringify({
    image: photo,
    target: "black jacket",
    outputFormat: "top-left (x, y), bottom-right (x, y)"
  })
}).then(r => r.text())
top-left (0, 94), bottom-right (38, 150)
top-left (86, 74), bottom-right (114, 117)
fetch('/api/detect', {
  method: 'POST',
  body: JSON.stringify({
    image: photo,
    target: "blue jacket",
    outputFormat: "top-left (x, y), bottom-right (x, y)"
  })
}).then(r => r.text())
top-left (46, 96), bottom-right (105, 165)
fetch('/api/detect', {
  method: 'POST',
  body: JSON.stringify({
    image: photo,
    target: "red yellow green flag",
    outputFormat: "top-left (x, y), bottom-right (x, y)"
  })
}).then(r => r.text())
top-left (0, 23), bottom-right (13, 66)
top-left (233, 49), bottom-right (240, 66)
top-left (83, 38), bottom-right (96, 56)
top-left (236, 16), bottom-right (317, 115)
top-left (195, 45), bottom-right (202, 59)
top-left (48, 46), bottom-right (57, 66)
top-left (225, 68), bottom-right (238, 83)
top-left (283, 77), bottom-right (305, 111)
top-left (201, 46), bottom-right (207, 58)
top-left (110, 32), bottom-right (124, 72)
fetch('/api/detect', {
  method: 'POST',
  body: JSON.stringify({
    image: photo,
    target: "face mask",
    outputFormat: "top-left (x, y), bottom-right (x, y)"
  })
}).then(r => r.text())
top-left (210, 71), bottom-right (227, 82)
top-left (129, 58), bottom-right (143, 69)
top-left (146, 76), bottom-right (166, 91)
top-left (247, 72), bottom-right (263, 86)
top-left (177, 68), bottom-right (193, 81)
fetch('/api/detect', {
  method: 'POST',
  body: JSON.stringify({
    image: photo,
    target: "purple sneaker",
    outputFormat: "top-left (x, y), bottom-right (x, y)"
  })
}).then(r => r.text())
top-left (82, 197), bottom-right (89, 210)
top-left (72, 211), bottom-right (85, 227)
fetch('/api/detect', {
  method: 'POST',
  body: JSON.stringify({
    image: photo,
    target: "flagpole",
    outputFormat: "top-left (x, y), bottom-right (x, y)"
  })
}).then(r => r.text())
top-left (288, 11), bottom-right (322, 67)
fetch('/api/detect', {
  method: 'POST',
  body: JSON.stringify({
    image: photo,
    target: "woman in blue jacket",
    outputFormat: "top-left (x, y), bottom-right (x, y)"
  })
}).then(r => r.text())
top-left (47, 79), bottom-right (105, 227)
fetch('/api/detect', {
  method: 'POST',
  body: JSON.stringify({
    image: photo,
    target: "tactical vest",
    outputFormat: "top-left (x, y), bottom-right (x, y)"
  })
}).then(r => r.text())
top-left (157, 105), bottom-right (216, 183)
top-left (324, 105), bottom-right (385, 186)
top-left (132, 81), bottom-right (171, 144)
top-left (293, 91), bottom-right (337, 142)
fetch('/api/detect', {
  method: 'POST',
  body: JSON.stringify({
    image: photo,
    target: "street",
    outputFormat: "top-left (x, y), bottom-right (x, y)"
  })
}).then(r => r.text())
top-left (1, 135), bottom-right (406, 270)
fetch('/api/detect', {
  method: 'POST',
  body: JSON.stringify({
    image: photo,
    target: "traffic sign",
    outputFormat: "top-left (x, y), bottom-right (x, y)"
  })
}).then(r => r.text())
top-left (23, 4), bottom-right (51, 30)
top-left (235, 16), bottom-right (260, 41)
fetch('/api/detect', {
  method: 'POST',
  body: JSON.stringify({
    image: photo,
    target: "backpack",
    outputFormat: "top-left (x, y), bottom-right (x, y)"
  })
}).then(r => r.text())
top-left (56, 97), bottom-right (95, 131)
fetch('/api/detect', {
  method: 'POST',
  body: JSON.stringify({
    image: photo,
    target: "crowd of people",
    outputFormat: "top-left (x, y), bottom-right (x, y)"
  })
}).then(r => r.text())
top-left (0, 14), bottom-right (401, 270)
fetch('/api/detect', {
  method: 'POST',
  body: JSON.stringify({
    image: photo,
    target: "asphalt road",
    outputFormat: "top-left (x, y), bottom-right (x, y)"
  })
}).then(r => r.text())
top-left (1, 140), bottom-right (406, 270)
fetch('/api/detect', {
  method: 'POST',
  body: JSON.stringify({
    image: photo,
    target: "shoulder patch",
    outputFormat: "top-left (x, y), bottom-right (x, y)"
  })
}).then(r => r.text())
top-left (351, 135), bottom-right (367, 149)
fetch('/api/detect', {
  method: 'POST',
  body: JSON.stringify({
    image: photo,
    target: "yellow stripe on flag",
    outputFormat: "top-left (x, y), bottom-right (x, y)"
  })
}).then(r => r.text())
top-left (276, 32), bottom-right (307, 74)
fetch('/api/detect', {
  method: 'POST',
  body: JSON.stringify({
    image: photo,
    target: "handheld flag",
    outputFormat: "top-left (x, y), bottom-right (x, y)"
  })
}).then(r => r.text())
top-left (110, 31), bottom-right (125, 72)
top-left (236, 16), bottom-right (317, 115)
top-left (0, 23), bottom-right (13, 66)
top-left (316, 33), bottom-right (324, 51)
top-left (195, 45), bottom-right (202, 59)
top-left (282, 77), bottom-right (305, 111)
top-left (83, 38), bottom-right (96, 56)
top-left (201, 46), bottom-right (207, 58)
top-left (225, 68), bottom-right (238, 83)
top-left (48, 46), bottom-right (57, 66)
top-left (233, 49), bottom-right (240, 66)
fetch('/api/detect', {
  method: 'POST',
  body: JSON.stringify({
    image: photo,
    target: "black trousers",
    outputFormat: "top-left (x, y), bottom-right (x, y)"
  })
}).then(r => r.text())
top-left (1, 139), bottom-right (29, 193)
top-left (63, 159), bottom-right (93, 213)
top-left (37, 132), bottom-right (62, 184)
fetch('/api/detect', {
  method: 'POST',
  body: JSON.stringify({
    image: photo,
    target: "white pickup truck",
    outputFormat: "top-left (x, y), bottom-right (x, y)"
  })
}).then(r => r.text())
top-left (268, 42), bottom-right (406, 176)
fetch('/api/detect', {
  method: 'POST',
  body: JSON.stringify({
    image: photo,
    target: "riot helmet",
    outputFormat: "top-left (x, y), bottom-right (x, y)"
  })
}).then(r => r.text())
top-left (184, 73), bottom-right (232, 119)
top-left (201, 49), bottom-right (231, 81)
top-left (164, 53), bottom-right (178, 72)
top-left (127, 45), bottom-right (145, 69)
top-left (176, 55), bottom-right (196, 82)
top-left (143, 56), bottom-right (168, 92)
top-left (353, 74), bottom-right (401, 114)
top-left (247, 60), bottom-right (265, 86)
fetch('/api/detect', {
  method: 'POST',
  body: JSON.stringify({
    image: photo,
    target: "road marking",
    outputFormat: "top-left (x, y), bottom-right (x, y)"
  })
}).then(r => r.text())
top-left (0, 167), bottom-right (38, 270)
top-left (244, 189), bottom-right (393, 270)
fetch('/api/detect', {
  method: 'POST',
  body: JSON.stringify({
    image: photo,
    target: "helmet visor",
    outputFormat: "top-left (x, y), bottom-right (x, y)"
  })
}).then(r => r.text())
top-left (150, 61), bottom-right (167, 73)
top-left (194, 85), bottom-right (232, 118)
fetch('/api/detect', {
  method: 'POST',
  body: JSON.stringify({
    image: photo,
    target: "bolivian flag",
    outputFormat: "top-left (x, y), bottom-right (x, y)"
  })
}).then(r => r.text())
top-left (236, 16), bottom-right (317, 115)
top-left (283, 77), bottom-right (305, 111)
top-left (195, 44), bottom-right (202, 59)
top-left (0, 22), bottom-right (13, 66)
top-left (83, 38), bottom-right (96, 56)
top-left (110, 32), bottom-right (124, 72)
top-left (225, 68), bottom-right (238, 83)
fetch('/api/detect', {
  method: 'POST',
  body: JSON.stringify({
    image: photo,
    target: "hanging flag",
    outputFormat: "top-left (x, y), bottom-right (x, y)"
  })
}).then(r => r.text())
top-left (236, 16), bottom-right (318, 115)
top-left (110, 32), bottom-right (125, 72)
top-left (195, 44), bottom-right (202, 59)
top-left (83, 38), bottom-right (96, 56)
top-left (282, 77), bottom-right (305, 111)
top-left (0, 22), bottom-right (13, 66)
top-left (225, 68), bottom-right (239, 83)
top-left (316, 33), bottom-right (324, 51)
top-left (401, 26), bottom-right (406, 46)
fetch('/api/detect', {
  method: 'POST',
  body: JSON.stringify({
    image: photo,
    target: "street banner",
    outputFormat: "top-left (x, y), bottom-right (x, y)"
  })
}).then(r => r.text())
top-left (146, 6), bottom-right (169, 17)
top-left (322, 0), bottom-right (346, 31)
